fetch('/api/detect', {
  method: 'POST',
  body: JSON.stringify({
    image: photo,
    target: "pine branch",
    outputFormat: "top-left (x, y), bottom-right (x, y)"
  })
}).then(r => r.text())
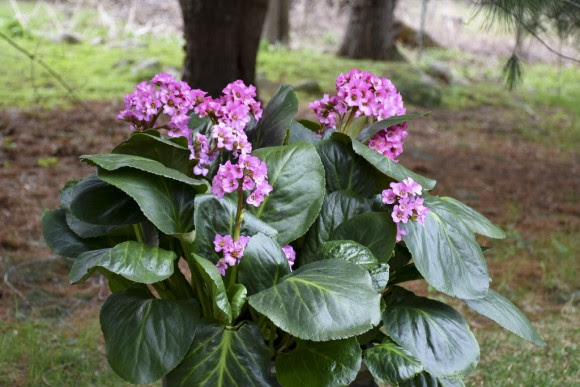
top-left (0, 31), bottom-right (104, 124)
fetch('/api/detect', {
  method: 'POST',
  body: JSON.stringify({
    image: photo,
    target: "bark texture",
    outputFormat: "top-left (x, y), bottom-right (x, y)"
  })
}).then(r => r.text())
top-left (339, 0), bottom-right (404, 61)
top-left (264, 0), bottom-right (290, 45)
top-left (179, 0), bottom-right (269, 97)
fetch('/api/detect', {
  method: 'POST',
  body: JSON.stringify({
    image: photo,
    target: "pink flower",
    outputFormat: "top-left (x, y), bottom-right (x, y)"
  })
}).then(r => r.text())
top-left (282, 245), bottom-right (296, 270)
top-left (381, 177), bottom-right (429, 241)
top-left (213, 233), bottom-right (251, 275)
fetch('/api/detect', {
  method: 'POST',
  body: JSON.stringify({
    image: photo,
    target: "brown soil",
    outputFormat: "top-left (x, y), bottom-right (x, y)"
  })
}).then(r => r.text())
top-left (0, 102), bottom-right (578, 316)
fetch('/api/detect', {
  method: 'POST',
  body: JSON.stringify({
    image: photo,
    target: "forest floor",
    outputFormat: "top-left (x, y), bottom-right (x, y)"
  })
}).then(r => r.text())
top-left (0, 1), bottom-right (579, 386)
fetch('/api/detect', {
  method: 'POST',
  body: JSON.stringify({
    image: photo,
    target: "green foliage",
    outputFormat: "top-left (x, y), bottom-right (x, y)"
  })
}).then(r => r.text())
top-left (99, 291), bottom-right (199, 384)
top-left (38, 80), bottom-right (543, 386)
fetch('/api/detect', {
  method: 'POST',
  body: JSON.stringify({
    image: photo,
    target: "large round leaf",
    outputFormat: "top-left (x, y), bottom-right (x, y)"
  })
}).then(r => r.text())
top-left (191, 254), bottom-right (231, 324)
top-left (250, 142), bottom-right (325, 244)
top-left (364, 338), bottom-right (423, 384)
top-left (69, 174), bottom-right (145, 226)
top-left (402, 202), bottom-right (490, 299)
top-left (238, 233), bottom-right (291, 295)
top-left (275, 338), bottom-right (362, 387)
top-left (248, 259), bottom-right (381, 341)
top-left (428, 195), bottom-right (505, 239)
top-left (112, 131), bottom-right (191, 173)
top-left (167, 321), bottom-right (275, 387)
top-left (465, 289), bottom-right (544, 346)
top-left (316, 139), bottom-right (378, 196)
top-left (69, 241), bottom-right (176, 285)
top-left (399, 372), bottom-right (465, 387)
top-left (384, 287), bottom-right (479, 377)
top-left (301, 190), bottom-right (372, 265)
top-left (98, 168), bottom-right (206, 235)
top-left (318, 240), bottom-right (378, 269)
top-left (350, 138), bottom-right (436, 190)
top-left (330, 212), bottom-right (396, 263)
top-left (247, 85), bottom-right (298, 149)
top-left (100, 291), bottom-right (199, 384)
top-left (41, 208), bottom-right (98, 258)
top-left (288, 120), bottom-right (320, 145)
top-left (82, 153), bottom-right (205, 186)
top-left (192, 195), bottom-right (278, 262)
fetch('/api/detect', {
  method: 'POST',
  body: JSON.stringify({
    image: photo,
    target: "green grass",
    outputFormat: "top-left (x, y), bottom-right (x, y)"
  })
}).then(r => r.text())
top-left (472, 314), bottom-right (579, 386)
top-left (0, 316), bottom-right (160, 386)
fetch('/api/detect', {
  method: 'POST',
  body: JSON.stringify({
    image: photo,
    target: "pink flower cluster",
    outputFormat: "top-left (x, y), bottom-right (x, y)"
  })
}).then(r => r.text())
top-left (310, 69), bottom-right (409, 161)
top-left (310, 69), bottom-right (405, 130)
top-left (210, 154), bottom-right (272, 207)
top-left (368, 123), bottom-right (408, 161)
top-left (282, 245), bottom-right (296, 270)
top-left (189, 81), bottom-right (262, 170)
top-left (214, 234), bottom-right (251, 276)
top-left (118, 73), bottom-right (194, 137)
top-left (382, 177), bottom-right (429, 241)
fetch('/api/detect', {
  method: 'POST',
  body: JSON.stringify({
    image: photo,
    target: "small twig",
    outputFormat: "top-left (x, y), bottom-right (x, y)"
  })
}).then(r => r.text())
top-left (0, 31), bottom-right (106, 126)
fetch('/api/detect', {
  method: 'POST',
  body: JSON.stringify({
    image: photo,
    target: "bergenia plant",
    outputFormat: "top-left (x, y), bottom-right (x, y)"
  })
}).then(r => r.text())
top-left (42, 70), bottom-right (544, 386)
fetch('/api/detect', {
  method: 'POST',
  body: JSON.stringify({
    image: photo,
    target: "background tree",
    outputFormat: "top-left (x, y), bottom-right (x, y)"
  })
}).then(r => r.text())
top-left (179, 0), bottom-right (269, 97)
top-left (264, 0), bottom-right (290, 45)
top-left (339, 0), bottom-right (403, 61)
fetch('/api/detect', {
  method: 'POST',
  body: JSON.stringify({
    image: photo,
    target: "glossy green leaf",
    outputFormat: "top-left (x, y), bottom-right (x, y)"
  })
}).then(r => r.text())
top-left (318, 240), bottom-right (378, 269)
top-left (384, 287), bottom-right (479, 377)
top-left (100, 291), bottom-right (199, 384)
top-left (98, 168), bottom-right (206, 235)
top-left (251, 142), bottom-right (325, 244)
top-left (192, 195), bottom-right (278, 262)
top-left (369, 263), bottom-right (390, 292)
top-left (276, 338), bottom-right (362, 387)
top-left (69, 241), bottom-right (176, 285)
top-left (388, 263), bottom-right (423, 285)
top-left (249, 259), bottom-right (381, 341)
top-left (238, 233), bottom-right (291, 295)
top-left (316, 138), bottom-right (379, 196)
top-left (167, 321), bottom-right (275, 387)
top-left (287, 120), bottom-right (320, 145)
top-left (65, 212), bottom-right (123, 238)
top-left (69, 174), bottom-right (145, 226)
top-left (399, 372), bottom-right (465, 387)
top-left (82, 153), bottom-right (204, 186)
top-left (351, 139), bottom-right (436, 190)
top-left (465, 289), bottom-right (544, 346)
top-left (41, 208), bottom-right (97, 258)
top-left (112, 131), bottom-right (191, 172)
top-left (227, 284), bottom-right (247, 322)
top-left (302, 190), bottom-right (372, 265)
top-left (248, 85), bottom-right (298, 149)
top-left (364, 338), bottom-right (424, 384)
top-left (403, 202), bottom-right (490, 299)
top-left (330, 212), bottom-right (396, 263)
top-left (356, 113), bottom-right (429, 143)
top-left (192, 254), bottom-right (231, 324)
top-left (429, 196), bottom-right (505, 239)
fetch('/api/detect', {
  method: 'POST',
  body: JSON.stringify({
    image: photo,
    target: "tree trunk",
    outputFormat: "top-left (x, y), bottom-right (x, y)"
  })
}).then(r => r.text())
top-left (339, 0), bottom-right (403, 61)
top-left (264, 0), bottom-right (290, 45)
top-left (179, 0), bottom-right (269, 97)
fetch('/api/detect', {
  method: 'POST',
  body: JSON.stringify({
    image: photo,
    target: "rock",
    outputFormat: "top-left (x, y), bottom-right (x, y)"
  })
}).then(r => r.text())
top-left (112, 58), bottom-right (135, 69)
top-left (398, 76), bottom-right (442, 107)
top-left (90, 36), bottom-right (104, 46)
top-left (50, 32), bottom-right (82, 44)
top-left (131, 59), bottom-right (162, 77)
top-left (425, 61), bottom-right (453, 84)
top-left (107, 39), bottom-right (147, 49)
top-left (292, 79), bottom-right (322, 94)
